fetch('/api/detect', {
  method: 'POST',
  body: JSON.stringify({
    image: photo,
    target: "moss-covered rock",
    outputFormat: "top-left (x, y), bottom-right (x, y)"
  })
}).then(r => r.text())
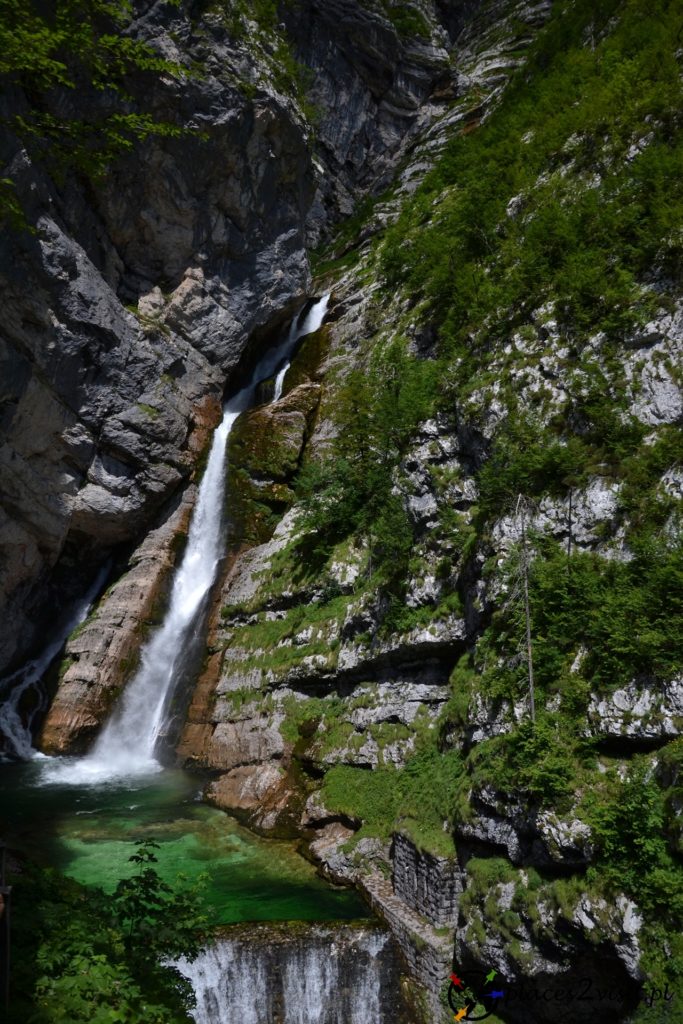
top-left (226, 383), bottom-right (322, 546)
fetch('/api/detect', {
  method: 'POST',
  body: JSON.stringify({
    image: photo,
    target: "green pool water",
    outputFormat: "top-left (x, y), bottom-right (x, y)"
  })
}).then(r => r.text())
top-left (0, 761), bottom-right (367, 924)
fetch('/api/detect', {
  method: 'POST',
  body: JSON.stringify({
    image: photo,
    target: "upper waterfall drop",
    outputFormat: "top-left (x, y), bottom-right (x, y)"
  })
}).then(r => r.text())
top-left (43, 295), bottom-right (329, 786)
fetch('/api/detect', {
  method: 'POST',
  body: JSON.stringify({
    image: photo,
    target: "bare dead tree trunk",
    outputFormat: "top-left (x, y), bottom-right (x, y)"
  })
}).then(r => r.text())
top-left (567, 487), bottom-right (573, 567)
top-left (516, 495), bottom-right (536, 724)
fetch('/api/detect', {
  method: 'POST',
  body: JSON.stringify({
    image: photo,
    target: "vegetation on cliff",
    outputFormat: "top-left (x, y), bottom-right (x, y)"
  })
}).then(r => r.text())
top-left (0, 0), bottom-right (188, 223)
top-left (271, 0), bottom-right (683, 1010)
top-left (4, 0), bottom-right (682, 1019)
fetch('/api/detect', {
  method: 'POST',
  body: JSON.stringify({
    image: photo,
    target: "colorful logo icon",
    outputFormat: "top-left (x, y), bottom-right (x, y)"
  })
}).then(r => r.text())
top-left (447, 967), bottom-right (506, 1021)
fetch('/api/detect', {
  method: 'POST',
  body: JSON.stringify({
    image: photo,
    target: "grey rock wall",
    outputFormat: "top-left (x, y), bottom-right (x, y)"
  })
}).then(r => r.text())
top-left (0, 0), bottom-right (469, 680)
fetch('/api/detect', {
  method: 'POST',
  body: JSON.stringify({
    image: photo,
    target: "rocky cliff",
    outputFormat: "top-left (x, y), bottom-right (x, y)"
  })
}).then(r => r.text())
top-left (4, 1), bottom-right (683, 1023)
top-left (0, 0), bottom-right (463, 685)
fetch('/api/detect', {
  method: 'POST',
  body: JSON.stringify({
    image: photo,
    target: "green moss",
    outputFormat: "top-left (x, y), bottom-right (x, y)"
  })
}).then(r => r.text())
top-left (226, 388), bottom-right (323, 550)
top-left (282, 323), bottom-right (332, 393)
top-left (464, 856), bottom-right (517, 893)
top-left (57, 655), bottom-right (75, 681)
top-left (311, 249), bottom-right (360, 279)
top-left (219, 595), bottom-right (350, 678)
top-left (382, 2), bottom-right (429, 39)
top-left (169, 529), bottom-right (188, 562)
top-left (380, 589), bottom-right (464, 638)
top-left (137, 402), bottom-right (160, 419)
top-left (279, 695), bottom-right (343, 745)
top-left (118, 651), bottom-right (140, 680)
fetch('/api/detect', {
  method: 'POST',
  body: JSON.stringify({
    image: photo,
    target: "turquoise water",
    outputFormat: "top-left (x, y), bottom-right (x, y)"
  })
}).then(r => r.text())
top-left (0, 762), bottom-right (367, 923)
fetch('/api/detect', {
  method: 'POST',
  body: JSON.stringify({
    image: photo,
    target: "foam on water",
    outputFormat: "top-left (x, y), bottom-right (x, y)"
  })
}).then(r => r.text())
top-left (42, 296), bottom-right (329, 787)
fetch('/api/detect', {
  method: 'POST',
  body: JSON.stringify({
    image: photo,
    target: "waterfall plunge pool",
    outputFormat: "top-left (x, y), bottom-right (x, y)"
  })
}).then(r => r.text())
top-left (0, 762), bottom-right (367, 925)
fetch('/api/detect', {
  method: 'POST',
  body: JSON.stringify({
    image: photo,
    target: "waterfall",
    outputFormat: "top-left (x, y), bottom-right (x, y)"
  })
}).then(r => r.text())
top-left (0, 565), bottom-right (109, 761)
top-left (173, 924), bottom-right (406, 1024)
top-left (43, 295), bottom-right (329, 785)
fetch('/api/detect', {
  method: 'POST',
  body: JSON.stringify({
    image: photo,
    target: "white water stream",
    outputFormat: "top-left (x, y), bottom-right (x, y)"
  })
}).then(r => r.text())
top-left (42, 295), bottom-right (329, 785)
top-left (0, 565), bottom-right (110, 760)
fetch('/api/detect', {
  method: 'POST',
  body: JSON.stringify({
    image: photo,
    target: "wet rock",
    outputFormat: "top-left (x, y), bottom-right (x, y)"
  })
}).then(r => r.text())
top-left (204, 712), bottom-right (286, 772)
top-left (39, 486), bottom-right (195, 754)
top-left (230, 383), bottom-right (321, 483)
top-left (205, 763), bottom-right (299, 833)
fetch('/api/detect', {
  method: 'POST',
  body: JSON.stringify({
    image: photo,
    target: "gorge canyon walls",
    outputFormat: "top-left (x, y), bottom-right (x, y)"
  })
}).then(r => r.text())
top-left (3, 1), bottom-right (683, 1023)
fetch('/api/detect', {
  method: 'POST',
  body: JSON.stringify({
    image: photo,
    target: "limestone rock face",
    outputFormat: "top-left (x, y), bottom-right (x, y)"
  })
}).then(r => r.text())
top-left (39, 484), bottom-right (195, 754)
top-left (205, 763), bottom-right (300, 834)
top-left (455, 784), bottom-right (595, 868)
top-left (586, 677), bottom-right (683, 744)
top-left (455, 882), bottom-right (643, 1024)
top-left (224, 381), bottom-right (322, 546)
top-left (9, 0), bottom-right (680, 1018)
top-left (1, 0), bottom-right (476, 680)
top-left (283, 0), bottom-right (455, 241)
top-left (0, 11), bottom-right (312, 675)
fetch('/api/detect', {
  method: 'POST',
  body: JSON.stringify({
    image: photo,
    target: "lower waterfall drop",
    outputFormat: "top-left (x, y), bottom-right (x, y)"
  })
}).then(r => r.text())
top-left (43, 295), bottom-right (329, 785)
top-left (174, 924), bottom-right (405, 1024)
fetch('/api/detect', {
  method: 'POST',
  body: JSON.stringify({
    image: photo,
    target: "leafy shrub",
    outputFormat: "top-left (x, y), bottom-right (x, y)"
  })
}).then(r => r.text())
top-left (295, 336), bottom-right (438, 585)
top-left (463, 714), bottom-right (580, 808)
top-left (381, 0), bottom-right (683, 363)
top-left (0, 0), bottom-right (185, 219)
top-left (477, 535), bottom-right (683, 705)
top-left (383, 2), bottom-right (429, 39)
top-left (587, 759), bottom-right (683, 919)
top-left (10, 841), bottom-right (205, 1024)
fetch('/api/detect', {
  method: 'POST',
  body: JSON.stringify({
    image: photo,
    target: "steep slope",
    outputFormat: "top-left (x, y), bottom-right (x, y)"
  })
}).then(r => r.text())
top-left (165, 2), bottom-right (680, 1021)
top-left (0, 0), bottom-right (459, 690)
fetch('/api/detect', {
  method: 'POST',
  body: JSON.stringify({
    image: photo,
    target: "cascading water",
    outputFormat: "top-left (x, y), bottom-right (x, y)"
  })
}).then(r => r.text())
top-left (0, 565), bottom-right (109, 760)
top-left (43, 295), bottom-right (329, 785)
top-left (173, 924), bottom-right (407, 1024)
top-left (3, 294), bottom-right (399, 1024)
